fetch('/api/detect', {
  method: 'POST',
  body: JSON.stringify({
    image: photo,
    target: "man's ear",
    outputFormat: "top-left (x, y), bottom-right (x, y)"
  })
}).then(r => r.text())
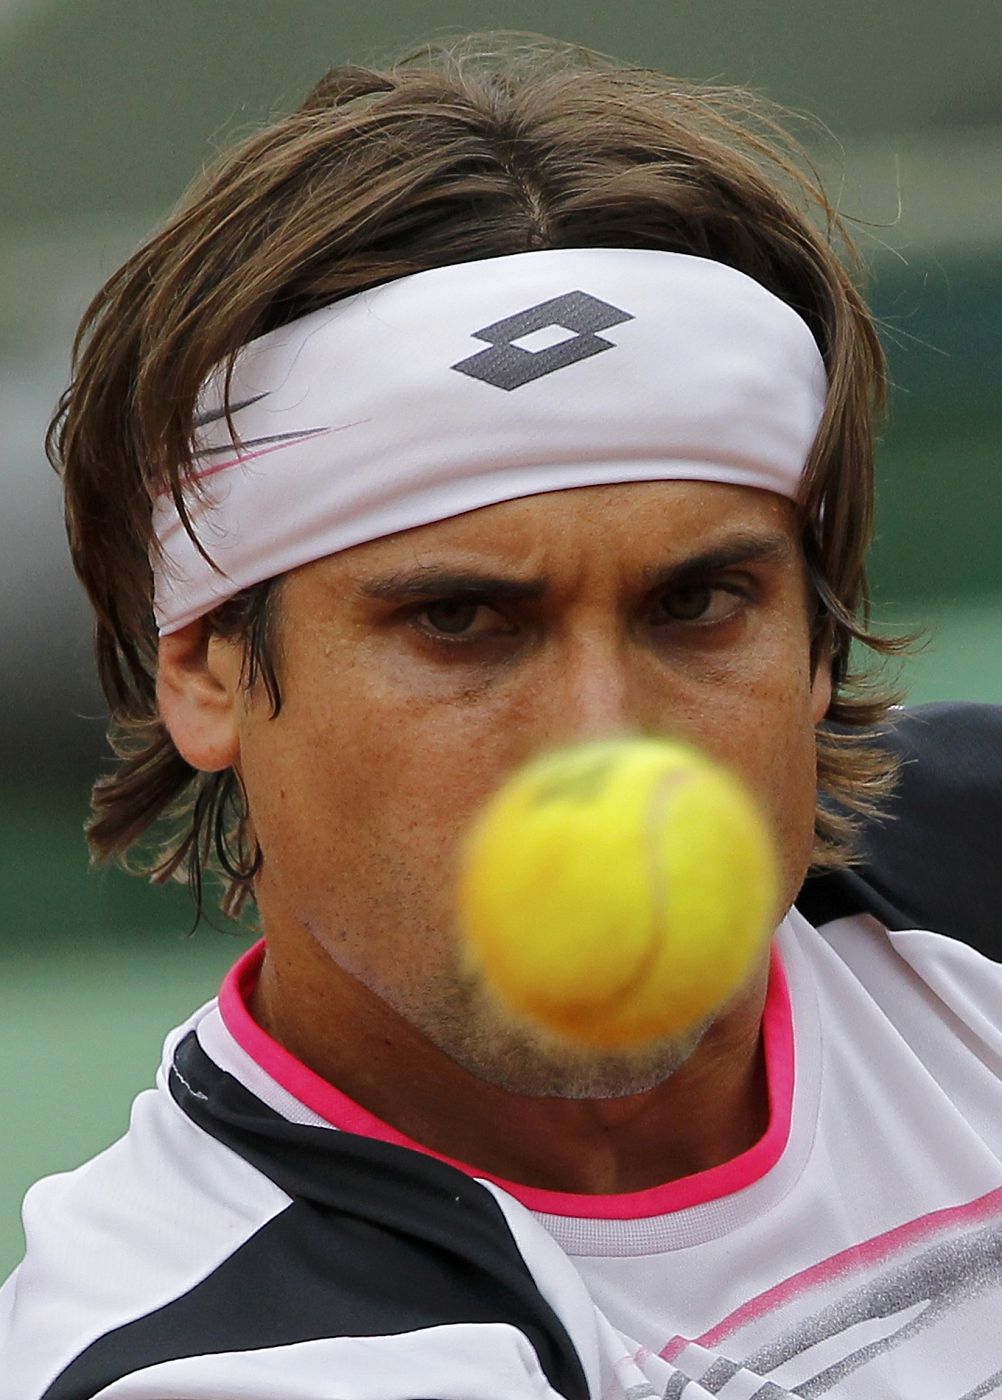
top-left (811, 649), bottom-right (834, 725)
top-left (157, 621), bottom-right (244, 772)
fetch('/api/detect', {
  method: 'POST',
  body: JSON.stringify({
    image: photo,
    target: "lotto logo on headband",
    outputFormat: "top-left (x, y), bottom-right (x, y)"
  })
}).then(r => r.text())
top-left (451, 290), bottom-right (634, 391)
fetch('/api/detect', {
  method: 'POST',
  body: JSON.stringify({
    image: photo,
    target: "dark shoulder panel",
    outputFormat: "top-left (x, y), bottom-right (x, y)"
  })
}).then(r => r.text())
top-left (43, 1033), bottom-right (589, 1400)
top-left (797, 702), bottom-right (1002, 960)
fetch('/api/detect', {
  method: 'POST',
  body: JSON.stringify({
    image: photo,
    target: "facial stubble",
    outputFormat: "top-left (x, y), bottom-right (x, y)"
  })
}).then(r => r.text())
top-left (378, 940), bottom-right (710, 1100)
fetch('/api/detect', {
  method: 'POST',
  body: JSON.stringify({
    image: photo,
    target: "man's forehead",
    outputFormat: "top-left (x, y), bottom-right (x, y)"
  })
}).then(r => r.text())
top-left (333, 481), bottom-right (798, 592)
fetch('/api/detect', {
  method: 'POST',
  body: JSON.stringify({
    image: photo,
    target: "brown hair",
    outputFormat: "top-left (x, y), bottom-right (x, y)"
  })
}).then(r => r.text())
top-left (50, 37), bottom-right (906, 917)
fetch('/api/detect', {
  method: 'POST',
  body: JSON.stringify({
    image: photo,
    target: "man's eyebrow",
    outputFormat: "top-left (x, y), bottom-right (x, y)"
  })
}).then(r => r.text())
top-left (638, 530), bottom-right (794, 590)
top-left (357, 531), bottom-right (794, 602)
top-left (358, 570), bottom-right (547, 602)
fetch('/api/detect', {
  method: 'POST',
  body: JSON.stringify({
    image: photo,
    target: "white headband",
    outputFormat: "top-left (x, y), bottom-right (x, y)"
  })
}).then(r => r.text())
top-left (152, 248), bottom-right (827, 634)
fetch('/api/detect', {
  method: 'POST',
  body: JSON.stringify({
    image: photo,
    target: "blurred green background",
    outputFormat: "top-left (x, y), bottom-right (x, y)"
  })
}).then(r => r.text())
top-left (1, 0), bottom-right (1000, 1280)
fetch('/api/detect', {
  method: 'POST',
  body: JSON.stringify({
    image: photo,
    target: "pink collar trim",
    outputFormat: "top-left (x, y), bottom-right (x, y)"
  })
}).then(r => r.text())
top-left (218, 940), bottom-right (794, 1220)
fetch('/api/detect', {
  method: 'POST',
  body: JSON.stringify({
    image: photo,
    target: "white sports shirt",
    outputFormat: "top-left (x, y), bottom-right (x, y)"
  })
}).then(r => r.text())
top-left (2, 907), bottom-right (1002, 1399)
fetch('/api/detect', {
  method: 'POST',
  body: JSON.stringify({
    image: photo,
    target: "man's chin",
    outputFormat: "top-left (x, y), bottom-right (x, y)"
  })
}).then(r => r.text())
top-left (366, 959), bottom-right (709, 1099)
top-left (434, 1012), bottom-right (710, 1100)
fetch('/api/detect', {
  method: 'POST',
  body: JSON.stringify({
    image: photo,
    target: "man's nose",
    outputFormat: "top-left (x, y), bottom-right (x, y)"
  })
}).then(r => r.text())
top-left (535, 633), bottom-right (652, 749)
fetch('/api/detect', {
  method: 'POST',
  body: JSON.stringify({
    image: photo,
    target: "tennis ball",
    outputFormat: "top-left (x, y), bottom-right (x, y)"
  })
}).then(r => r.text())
top-left (458, 737), bottom-right (779, 1049)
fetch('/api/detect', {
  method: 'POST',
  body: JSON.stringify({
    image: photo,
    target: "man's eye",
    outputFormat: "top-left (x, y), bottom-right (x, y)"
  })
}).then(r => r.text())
top-left (654, 584), bottom-right (744, 624)
top-left (417, 598), bottom-right (493, 637)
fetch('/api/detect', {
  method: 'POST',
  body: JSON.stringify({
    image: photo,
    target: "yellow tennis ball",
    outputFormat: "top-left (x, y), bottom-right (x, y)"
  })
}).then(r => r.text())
top-left (458, 737), bottom-right (780, 1049)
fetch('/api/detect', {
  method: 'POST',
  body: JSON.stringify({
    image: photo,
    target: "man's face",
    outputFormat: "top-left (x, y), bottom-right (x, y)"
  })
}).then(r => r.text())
top-left (232, 481), bottom-right (830, 1094)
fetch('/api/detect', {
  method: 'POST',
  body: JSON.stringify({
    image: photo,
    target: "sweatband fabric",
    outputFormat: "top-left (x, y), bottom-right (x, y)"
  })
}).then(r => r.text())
top-left (152, 248), bottom-right (828, 634)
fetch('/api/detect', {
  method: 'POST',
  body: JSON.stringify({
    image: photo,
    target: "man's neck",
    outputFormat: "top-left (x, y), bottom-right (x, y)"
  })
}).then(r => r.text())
top-left (249, 938), bottom-right (772, 1196)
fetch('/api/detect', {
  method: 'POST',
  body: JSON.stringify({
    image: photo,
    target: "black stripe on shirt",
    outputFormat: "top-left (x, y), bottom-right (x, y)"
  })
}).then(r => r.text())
top-left (42, 1031), bottom-right (589, 1400)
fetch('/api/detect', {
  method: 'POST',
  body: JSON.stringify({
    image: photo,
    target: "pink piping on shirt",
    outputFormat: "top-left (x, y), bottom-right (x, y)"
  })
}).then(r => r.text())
top-left (660, 1183), bottom-right (1002, 1361)
top-left (218, 937), bottom-right (794, 1221)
